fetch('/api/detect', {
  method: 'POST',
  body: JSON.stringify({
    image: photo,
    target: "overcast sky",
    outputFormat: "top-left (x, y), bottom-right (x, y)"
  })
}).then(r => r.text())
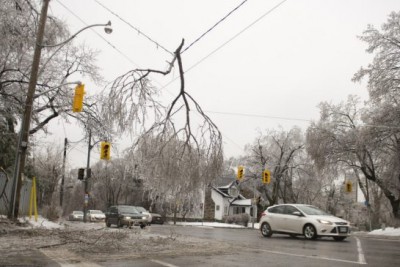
top-left (40, 0), bottom-right (400, 169)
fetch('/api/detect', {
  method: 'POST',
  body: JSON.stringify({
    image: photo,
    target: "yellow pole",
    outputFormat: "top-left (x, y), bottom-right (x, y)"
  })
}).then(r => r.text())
top-left (33, 177), bottom-right (38, 222)
top-left (29, 178), bottom-right (34, 218)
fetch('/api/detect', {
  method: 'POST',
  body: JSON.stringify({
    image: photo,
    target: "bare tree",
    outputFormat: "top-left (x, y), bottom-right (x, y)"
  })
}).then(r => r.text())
top-left (243, 127), bottom-right (304, 206)
top-left (101, 39), bottom-right (222, 160)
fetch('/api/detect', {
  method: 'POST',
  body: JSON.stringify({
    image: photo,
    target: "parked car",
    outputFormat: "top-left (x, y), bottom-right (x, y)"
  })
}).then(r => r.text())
top-left (105, 205), bottom-right (148, 229)
top-left (259, 204), bottom-right (350, 241)
top-left (86, 210), bottom-right (106, 222)
top-left (150, 213), bottom-right (164, 224)
top-left (68, 211), bottom-right (83, 221)
top-left (133, 206), bottom-right (152, 225)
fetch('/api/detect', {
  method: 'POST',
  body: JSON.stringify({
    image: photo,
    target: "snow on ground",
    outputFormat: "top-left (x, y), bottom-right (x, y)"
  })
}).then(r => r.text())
top-left (367, 227), bottom-right (400, 236)
top-left (22, 216), bottom-right (63, 229)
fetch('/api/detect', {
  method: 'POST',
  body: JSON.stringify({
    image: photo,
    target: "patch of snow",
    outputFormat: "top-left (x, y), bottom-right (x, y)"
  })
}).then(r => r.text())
top-left (22, 216), bottom-right (63, 229)
top-left (368, 227), bottom-right (400, 236)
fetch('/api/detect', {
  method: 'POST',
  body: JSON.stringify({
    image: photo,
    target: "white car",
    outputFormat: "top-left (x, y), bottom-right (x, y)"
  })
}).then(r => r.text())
top-left (68, 210), bottom-right (83, 221)
top-left (133, 206), bottom-right (152, 225)
top-left (260, 204), bottom-right (350, 241)
top-left (87, 210), bottom-right (106, 222)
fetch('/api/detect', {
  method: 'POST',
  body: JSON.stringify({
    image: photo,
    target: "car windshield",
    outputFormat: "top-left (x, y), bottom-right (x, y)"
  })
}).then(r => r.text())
top-left (135, 207), bottom-right (146, 213)
top-left (118, 206), bottom-right (139, 214)
top-left (297, 205), bottom-right (329, 215)
top-left (90, 210), bottom-right (103, 214)
top-left (73, 211), bottom-right (83, 215)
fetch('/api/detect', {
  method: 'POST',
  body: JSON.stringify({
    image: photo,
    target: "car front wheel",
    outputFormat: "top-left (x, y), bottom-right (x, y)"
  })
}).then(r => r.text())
top-left (260, 222), bottom-right (273, 237)
top-left (105, 220), bottom-right (111, 227)
top-left (303, 224), bottom-right (317, 240)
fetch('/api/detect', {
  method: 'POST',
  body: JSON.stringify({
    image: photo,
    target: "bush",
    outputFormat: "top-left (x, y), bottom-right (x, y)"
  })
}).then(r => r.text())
top-left (41, 205), bottom-right (62, 222)
top-left (223, 213), bottom-right (250, 227)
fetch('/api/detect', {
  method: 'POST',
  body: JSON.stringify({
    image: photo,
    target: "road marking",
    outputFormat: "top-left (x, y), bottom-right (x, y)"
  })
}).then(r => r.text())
top-left (254, 248), bottom-right (367, 265)
top-left (150, 259), bottom-right (180, 267)
top-left (355, 237), bottom-right (367, 264)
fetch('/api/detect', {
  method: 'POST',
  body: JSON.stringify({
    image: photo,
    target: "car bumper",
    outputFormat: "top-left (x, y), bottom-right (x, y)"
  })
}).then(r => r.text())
top-left (89, 217), bottom-right (105, 222)
top-left (121, 218), bottom-right (147, 226)
top-left (317, 225), bottom-right (351, 236)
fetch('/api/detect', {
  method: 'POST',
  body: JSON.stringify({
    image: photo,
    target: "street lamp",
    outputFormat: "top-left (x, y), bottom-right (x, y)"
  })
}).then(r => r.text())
top-left (8, 0), bottom-right (112, 219)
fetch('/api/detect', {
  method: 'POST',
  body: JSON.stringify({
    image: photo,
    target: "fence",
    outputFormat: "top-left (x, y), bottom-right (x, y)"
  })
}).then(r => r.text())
top-left (0, 172), bottom-right (32, 216)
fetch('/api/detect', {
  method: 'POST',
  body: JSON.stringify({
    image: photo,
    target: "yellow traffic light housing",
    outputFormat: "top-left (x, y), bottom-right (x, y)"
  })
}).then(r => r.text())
top-left (72, 84), bottom-right (85, 112)
top-left (262, 170), bottom-right (271, 184)
top-left (100, 141), bottom-right (111, 160)
top-left (346, 181), bottom-right (352, 193)
top-left (237, 166), bottom-right (244, 180)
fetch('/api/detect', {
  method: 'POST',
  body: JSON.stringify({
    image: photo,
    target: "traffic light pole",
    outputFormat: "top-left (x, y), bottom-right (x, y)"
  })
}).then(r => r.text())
top-left (83, 129), bottom-right (92, 223)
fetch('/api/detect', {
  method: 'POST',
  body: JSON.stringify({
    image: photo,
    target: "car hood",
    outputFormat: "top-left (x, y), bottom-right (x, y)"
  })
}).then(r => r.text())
top-left (120, 212), bottom-right (141, 217)
top-left (308, 215), bottom-right (349, 224)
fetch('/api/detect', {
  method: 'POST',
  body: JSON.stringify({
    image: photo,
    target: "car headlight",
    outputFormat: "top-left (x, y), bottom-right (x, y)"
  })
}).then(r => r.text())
top-left (124, 216), bottom-right (131, 220)
top-left (142, 216), bottom-right (147, 220)
top-left (317, 219), bottom-right (333, 225)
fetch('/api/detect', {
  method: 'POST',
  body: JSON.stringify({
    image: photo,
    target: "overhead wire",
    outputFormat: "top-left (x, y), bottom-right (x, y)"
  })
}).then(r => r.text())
top-left (160, 0), bottom-right (289, 90)
top-left (92, 0), bottom-right (173, 56)
top-left (182, 0), bottom-right (249, 54)
top-left (55, 0), bottom-right (141, 68)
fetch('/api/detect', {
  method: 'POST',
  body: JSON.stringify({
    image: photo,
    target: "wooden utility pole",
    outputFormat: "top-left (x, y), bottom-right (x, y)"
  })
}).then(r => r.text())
top-left (9, 0), bottom-right (50, 219)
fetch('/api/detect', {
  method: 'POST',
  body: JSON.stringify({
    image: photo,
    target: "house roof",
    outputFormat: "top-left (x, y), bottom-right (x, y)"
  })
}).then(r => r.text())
top-left (231, 199), bottom-right (252, 206)
top-left (211, 181), bottom-right (247, 200)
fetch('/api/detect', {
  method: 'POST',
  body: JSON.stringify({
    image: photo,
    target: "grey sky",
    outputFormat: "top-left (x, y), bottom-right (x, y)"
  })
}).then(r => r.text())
top-left (41, 0), bottom-right (400, 168)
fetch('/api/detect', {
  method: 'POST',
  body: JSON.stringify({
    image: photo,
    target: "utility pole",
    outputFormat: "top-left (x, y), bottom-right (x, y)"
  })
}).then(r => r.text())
top-left (9, 0), bottom-right (50, 219)
top-left (60, 138), bottom-right (68, 207)
top-left (83, 129), bottom-right (92, 223)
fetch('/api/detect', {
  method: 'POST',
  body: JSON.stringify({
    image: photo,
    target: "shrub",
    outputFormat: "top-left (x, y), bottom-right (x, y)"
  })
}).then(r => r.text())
top-left (223, 213), bottom-right (250, 227)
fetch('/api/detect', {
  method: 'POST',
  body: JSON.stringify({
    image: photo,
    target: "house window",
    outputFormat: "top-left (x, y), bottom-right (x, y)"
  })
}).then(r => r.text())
top-left (216, 205), bottom-right (220, 211)
top-left (233, 207), bottom-right (246, 214)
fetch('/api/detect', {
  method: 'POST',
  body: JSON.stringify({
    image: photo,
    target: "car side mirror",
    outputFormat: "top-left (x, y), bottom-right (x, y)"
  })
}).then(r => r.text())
top-left (292, 211), bottom-right (302, 216)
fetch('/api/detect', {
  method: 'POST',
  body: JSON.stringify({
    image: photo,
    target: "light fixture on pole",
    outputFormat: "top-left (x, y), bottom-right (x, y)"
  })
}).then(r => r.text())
top-left (8, 0), bottom-right (112, 219)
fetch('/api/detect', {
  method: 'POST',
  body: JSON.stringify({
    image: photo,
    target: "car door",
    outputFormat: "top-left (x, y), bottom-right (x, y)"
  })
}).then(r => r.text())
top-left (267, 205), bottom-right (286, 232)
top-left (282, 205), bottom-right (304, 234)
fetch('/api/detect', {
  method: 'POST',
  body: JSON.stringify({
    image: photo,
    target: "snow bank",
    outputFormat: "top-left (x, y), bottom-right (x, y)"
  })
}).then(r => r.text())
top-left (368, 227), bottom-right (400, 236)
top-left (22, 216), bottom-right (63, 229)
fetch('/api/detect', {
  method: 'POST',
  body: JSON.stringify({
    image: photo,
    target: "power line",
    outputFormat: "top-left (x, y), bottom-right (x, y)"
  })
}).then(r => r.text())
top-left (54, 0), bottom-right (141, 68)
top-left (182, 0), bottom-right (248, 54)
top-left (92, 0), bottom-right (173, 56)
top-left (160, 0), bottom-right (289, 90)
top-left (185, 0), bottom-right (289, 74)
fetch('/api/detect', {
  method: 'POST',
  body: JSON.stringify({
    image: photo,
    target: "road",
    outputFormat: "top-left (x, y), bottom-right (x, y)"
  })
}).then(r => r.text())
top-left (131, 225), bottom-right (399, 267)
top-left (2, 224), bottom-right (400, 266)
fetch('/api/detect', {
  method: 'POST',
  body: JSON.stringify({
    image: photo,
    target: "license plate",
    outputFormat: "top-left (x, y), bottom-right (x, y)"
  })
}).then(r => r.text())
top-left (339, 227), bottom-right (348, 233)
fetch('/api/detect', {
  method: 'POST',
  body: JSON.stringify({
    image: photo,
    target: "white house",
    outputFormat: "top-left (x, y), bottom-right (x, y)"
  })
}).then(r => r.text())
top-left (210, 181), bottom-right (253, 220)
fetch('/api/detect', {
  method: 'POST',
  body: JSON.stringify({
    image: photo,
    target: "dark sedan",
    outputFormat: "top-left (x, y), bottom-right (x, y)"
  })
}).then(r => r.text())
top-left (151, 213), bottom-right (164, 224)
top-left (105, 205), bottom-right (148, 229)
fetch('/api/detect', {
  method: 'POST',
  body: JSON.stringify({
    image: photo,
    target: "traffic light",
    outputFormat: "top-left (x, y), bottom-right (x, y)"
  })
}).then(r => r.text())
top-left (78, 168), bottom-right (85, 180)
top-left (100, 141), bottom-right (111, 160)
top-left (237, 166), bottom-right (244, 180)
top-left (346, 181), bottom-right (352, 193)
top-left (262, 170), bottom-right (271, 184)
top-left (72, 84), bottom-right (85, 112)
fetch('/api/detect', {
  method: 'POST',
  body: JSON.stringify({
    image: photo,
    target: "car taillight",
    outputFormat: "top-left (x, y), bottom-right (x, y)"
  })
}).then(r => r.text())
top-left (261, 211), bottom-right (267, 217)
